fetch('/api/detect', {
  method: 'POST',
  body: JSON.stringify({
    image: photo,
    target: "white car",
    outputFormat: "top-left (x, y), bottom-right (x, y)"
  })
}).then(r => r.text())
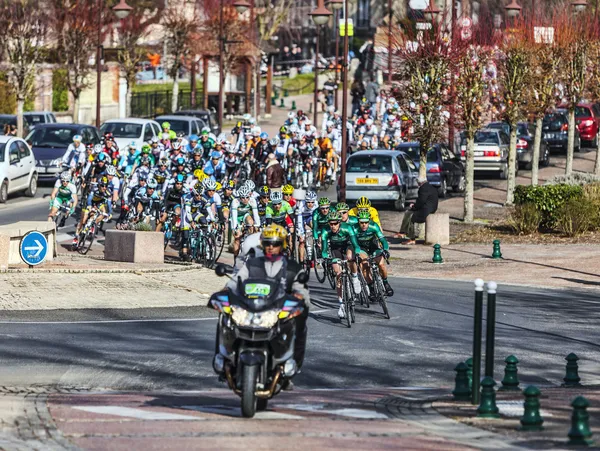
top-left (99, 118), bottom-right (162, 154)
top-left (0, 136), bottom-right (38, 203)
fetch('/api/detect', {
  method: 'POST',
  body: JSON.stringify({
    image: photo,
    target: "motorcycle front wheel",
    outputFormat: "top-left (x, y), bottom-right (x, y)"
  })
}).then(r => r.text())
top-left (241, 364), bottom-right (258, 418)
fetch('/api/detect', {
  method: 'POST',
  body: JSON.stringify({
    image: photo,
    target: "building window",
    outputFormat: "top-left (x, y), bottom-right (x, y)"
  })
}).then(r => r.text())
top-left (356, 0), bottom-right (370, 28)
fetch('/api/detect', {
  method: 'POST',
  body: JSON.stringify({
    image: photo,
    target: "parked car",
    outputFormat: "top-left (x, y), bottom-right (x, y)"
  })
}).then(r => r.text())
top-left (485, 121), bottom-right (550, 169)
top-left (460, 129), bottom-right (512, 179)
top-left (340, 149), bottom-right (419, 211)
top-left (543, 112), bottom-right (581, 153)
top-left (172, 109), bottom-right (220, 136)
top-left (0, 112), bottom-right (57, 136)
top-left (99, 118), bottom-right (161, 153)
top-left (26, 124), bottom-right (101, 181)
top-left (397, 142), bottom-right (465, 198)
top-left (155, 115), bottom-right (206, 138)
top-left (557, 103), bottom-right (600, 147)
top-left (0, 135), bottom-right (38, 203)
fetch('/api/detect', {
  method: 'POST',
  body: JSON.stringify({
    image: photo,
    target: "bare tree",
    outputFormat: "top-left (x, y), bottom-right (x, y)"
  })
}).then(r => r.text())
top-left (0, 0), bottom-right (48, 136)
top-left (162, 7), bottom-right (197, 112)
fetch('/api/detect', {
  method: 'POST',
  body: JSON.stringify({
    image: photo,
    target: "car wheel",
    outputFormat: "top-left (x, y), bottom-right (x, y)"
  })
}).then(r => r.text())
top-left (453, 174), bottom-right (466, 193)
top-left (24, 173), bottom-right (37, 197)
top-left (499, 163), bottom-right (508, 180)
top-left (394, 189), bottom-right (406, 211)
top-left (438, 178), bottom-right (447, 198)
top-left (0, 181), bottom-right (7, 203)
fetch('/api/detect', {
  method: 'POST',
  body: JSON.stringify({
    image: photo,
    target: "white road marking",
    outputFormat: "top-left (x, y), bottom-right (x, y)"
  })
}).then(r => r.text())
top-left (310, 309), bottom-right (331, 314)
top-left (496, 401), bottom-right (552, 418)
top-left (0, 317), bottom-right (217, 325)
top-left (182, 405), bottom-right (305, 420)
top-left (73, 406), bottom-right (203, 421)
top-left (280, 404), bottom-right (389, 419)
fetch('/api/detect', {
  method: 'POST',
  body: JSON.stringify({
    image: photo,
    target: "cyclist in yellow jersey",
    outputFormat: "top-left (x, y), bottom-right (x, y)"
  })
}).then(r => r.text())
top-left (348, 196), bottom-right (381, 228)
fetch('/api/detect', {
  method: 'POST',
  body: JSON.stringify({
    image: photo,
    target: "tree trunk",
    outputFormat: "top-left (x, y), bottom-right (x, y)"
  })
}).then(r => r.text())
top-left (16, 98), bottom-right (24, 137)
top-left (506, 126), bottom-right (518, 205)
top-left (566, 107), bottom-right (575, 175)
top-left (531, 116), bottom-right (543, 186)
top-left (419, 145), bottom-right (427, 179)
top-left (594, 134), bottom-right (600, 175)
top-left (126, 87), bottom-right (132, 118)
top-left (171, 79), bottom-right (179, 113)
top-left (464, 136), bottom-right (475, 222)
top-left (73, 96), bottom-right (80, 124)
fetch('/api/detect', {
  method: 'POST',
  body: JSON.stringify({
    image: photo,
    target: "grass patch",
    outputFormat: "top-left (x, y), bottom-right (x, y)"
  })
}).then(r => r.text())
top-left (272, 73), bottom-right (322, 96)
top-left (132, 81), bottom-right (203, 94)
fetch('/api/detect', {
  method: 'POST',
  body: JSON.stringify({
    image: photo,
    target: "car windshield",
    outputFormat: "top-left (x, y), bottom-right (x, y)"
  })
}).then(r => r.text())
top-left (25, 127), bottom-right (77, 148)
top-left (0, 143), bottom-right (5, 162)
top-left (24, 115), bottom-right (45, 126)
top-left (160, 119), bottom-right (188, 135)
top-left (398, 144), bottom-right (437, 162)
top-left (0, 116), bottom-right (16, 133)
top-left (575, 106), bottom-right (592, 118)
top-left (347, 155), bottom-right (392, 173)
top-left (100, 122), bottom-right (142, 138)
top-left (474, 131), bottom-right (500, 144)
top-left (543, 114), bottom-right (565, 130)
top-left (517, 123), bottom-right (529, 136)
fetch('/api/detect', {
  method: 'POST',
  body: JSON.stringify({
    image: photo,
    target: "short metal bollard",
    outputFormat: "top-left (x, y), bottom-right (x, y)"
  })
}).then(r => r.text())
top-left (563, 353), bottom-right (582, 387)
top-left (432, 244), bottom-right (443, 264)
top-left (492, 240), bottom-right (502, 259)
top-left (568, 396), bottom-right (594, 446)
top-left (484, 281), bottom-right (497, 379)
top-left (477, 376), bottom-right (500, 418)
top-left (452, 362), bottom-right (471, 401)
top-left (472, 279), bottom-right (484, 405)
top-left (291, 100), bottom-right (297, 111)
top-left (519, 386), bottom-right (544, 431)
top-left (500, 355), bottom-right (520, 391)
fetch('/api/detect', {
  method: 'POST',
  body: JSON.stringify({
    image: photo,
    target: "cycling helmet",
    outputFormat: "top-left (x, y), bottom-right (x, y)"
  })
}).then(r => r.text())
top-left (176, 157), bottom-right (186, 166)
top-left (98, 178), bottom-right (108, 188)
top-left (261, 224), bottom-right (287, 250)
top-left (242, 113), bottom-right (251, 121)
top-left (279, 126), bottom-right (288, 134)
top-left (192, 182), bottom-right (203, 195)
top-left (226, 179), bottom-right (235, 189)
top-left (142, 144), bottom-right (151, 153)
top-left (93, 144), bottom-right (103, 154)
top-left (270, 191), bottom-right (283, 204)
top-left (326, 120), bottom-right (334, 128)
top-left (260, 132), bottom-right (268, 140)
top-left (357, 209), bottom-right (371, 222)
top-left (237, 186), bottom-right (251, 198)
top-left (327, 211), bottom-right (342, 222)
top-left (161, 121), bottom-right (171, 129)
top-left (287, 111), bottom-right (296, 119)
top-left (211, 151), bottom-right (221, 159)
top-left (244, 180), bottom-right (255, 191)
top-left (356, 196), bottom-right (371, 209)
top-left (203, 178), bottom-right (217, 191)
top-left (60, 171), bottom-right (71, 182)
top-left (305, 191), bottom-right (317, 202)
top-left (151, 136), bottom-right (159, 144)
top-left (318, 197), bottom-right (331, 207)
top-left (159, 158), bottom-right (169, 166)
top-left (106, 165), bottom-right (117, 176)
top-left (189, 134), bottom-right (199, 142)
top-left (172, 141), bottom-right (182, 150)
top-left (175, 174), bottom-right (185, 184)
top-left (366, 118), bottom-right (374, 126)
top-left (161, 132), bottom-right (171, 140)
top-left (147, 178), bottom-right (158, 189)
top-left (193, 169), bottom-right (206, 180)
top-left (269, 137), bottom-right (279, 147)
top-left (73, 135), bottom-right (82, 142)
top-left (103, 132), bottom-right (114, 140)
top-left (282, 184), bottom-right (294, 195)
top-left (139, 173), bottom-right (148, 182)
top-left (304, 119), bottom-right (312, 126)
top-left (216, 181), bottom-right (222, 191)
top-left (193, 147), bottom-right (202, 156)
top-left (258, 185), bottom-right (270, 197)
top-left (141, 155), bottom-right (151, 164)
top-left (129, 141), bottom-right (137, 150)
top-left (335, 202), bottom-right (349, 212)
top-left (97, 153), bottom-right (107, 162)
top-left (289, 124), bottom-right (299, 134)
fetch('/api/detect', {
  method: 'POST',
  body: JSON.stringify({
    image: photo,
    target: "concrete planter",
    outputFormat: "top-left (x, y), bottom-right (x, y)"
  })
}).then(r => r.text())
top-left (0, 221), bottom-right (57, 266)
top-left (425, 213), bottom-right (450, 246)
top-left (104, 230), bottom-right (164, 263)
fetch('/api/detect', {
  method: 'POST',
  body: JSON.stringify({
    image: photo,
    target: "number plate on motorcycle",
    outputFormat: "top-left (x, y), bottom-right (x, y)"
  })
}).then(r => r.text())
top-left (356, 178), bottom-right (379, 184)
top-left (245, 283), bottom-right (271, 297)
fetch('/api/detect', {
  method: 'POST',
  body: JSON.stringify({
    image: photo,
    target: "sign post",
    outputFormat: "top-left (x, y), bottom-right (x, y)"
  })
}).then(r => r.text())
top-left (19, 231), bottom-right (48, 268)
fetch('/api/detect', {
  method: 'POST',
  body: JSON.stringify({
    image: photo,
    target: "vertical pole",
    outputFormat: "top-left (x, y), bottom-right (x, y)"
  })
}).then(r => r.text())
top-left (485, 281), bottom-right (498, 379)
top-left (245, 60), bottom-right (252, 114)
top-left (313, 25), bottom-right (320, 126)
top-left (265, 55), bottom-right (273, 115)
top-left (203, 56), bottom-right (209, 110)
top-left (218, 0), bottom-right (224, 129)
top-left (334, 9), bottom-right (340, 110)
top-left (472, 279), bottom-right (484, 405)
top-left (339, 0), bottom-right (349, 202)
top-left (191, 58), bottom-right (197, 108)
top-left (387, 0), bottom-right (392, 84)
top-left (95, 0), bottom-right (103, 128)
top-left (448, 0), bottom-right (457, 153)
top-left (252, 0), bottom-right (260, 120)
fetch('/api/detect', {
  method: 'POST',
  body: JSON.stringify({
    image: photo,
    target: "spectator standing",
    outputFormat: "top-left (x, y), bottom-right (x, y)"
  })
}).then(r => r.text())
top-left (266, 153), bottom-right (285, 190)
top-left (350, 77), bottom-right (365, 115)
top-left (365, 77), bottom-right (379, 118)
top-left (396, 176), bottom-right (439, 244)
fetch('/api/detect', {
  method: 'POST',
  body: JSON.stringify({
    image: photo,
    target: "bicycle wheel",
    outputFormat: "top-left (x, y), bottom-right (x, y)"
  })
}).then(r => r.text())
top-left (327, 264), bottom-right (336, 289)
top-left (204, 234), bottom-right (217, 269)
top-left (164, 226), bottom-right (172, 250)
top-left (214, 227), bottom-right (225, 261)
top-left (342, 275), bottom-right (352, 328)
top-left (373, 270), bottom-right (390, 319)
top-left (314, 249), bottom-right (326, 283)
top-left (357, 271), bottom-right (370, 308)
top-left (80, 224), bottom-right (95, 255)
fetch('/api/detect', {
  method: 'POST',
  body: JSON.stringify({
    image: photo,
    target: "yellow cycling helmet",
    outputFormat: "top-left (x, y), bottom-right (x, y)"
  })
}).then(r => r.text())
top-left (215, 181), bottom-right (222, 191)
top-left (282, 184), bottom-right (294, 195)
top-left (356, 196), bottom-right (371, 209)
top-left (194, 169), bottom-right (205, 180)
top-left (260, 224), bottom-right (288, 250)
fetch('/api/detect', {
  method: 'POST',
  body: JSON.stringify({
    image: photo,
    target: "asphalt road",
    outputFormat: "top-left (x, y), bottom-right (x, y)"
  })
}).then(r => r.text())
top-left (0, 277), bottom-right (597, 391)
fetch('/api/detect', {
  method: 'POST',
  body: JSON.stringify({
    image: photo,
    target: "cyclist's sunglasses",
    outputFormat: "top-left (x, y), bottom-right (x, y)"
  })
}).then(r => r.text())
top-left (328, 221), bottom-right (340, 225)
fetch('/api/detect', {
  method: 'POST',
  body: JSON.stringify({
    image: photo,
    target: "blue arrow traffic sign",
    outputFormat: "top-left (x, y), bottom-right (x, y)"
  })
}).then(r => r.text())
top-left (19, 231), bottom-right (48, 266)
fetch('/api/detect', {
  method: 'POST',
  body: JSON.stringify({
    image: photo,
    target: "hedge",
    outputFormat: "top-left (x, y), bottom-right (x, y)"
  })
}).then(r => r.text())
top-left (514, 184), bottom-right (584, 229)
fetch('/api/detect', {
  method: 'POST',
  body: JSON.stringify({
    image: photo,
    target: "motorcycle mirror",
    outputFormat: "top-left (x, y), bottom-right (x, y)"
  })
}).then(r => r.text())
top-left (215, 264), bottom-right (229, 277)
top-left (296, 271), bottom-right (309, 285)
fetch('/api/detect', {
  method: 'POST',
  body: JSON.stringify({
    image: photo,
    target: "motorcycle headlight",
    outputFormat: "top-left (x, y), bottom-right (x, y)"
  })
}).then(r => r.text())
top-left (231, 307), bottom-right (279, 328)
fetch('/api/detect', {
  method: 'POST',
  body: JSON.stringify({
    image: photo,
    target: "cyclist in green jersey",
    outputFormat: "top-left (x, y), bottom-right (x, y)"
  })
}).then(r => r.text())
top-left (335, 202), bottom-right (358, 226)
top-left (354, 210), bottom-right (393, 296)
top-left (321, 210), bottom-right (362, 319)
top-left (48, 171), bottom-right (78, 223)
top-left (312, 197), bottom-right (332, 245)
top-left (265, 191), bottom-right (294, 249)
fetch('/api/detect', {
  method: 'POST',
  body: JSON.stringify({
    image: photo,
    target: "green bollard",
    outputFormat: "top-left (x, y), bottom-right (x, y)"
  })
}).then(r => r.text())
top-left (492, 239), bottom-right (502, 259)
top-left (465, 357), bottom-right (473, 391)
top-left (271, 97), bottom-right (276, 106)
top-left (452, 362), bottom-right (471, 401)
top-left (279, 98), bottom-right (285, 108)
top-left (284, 89), bottom-right (289, 97)
top-left (432, 244), bottom-right (443, 264)
top-left (568, 396), bottom-right (594, 446)
top-left (520, 386), bottom-right (544, 431)
top-left (291, 100), bottom-right (297, 111)
top-left (477, 377), bottom-right (500, 418)
top-left (500, 355), bottom-right (520, 391)
top-left (563, 353), bottom-right (582, 387)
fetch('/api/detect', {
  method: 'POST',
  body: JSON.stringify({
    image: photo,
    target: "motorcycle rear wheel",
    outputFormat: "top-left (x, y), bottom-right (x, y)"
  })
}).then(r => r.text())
top-left (241, 364), bottom-right (258, 418)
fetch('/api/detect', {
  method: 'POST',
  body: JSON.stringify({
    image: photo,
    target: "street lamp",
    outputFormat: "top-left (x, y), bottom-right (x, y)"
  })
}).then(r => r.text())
top-left (329, 0), bottom-right (343, 110)
top-left (310, 0), bottom-right (333, 126)
top-left (571, 0), bottom-right (587, 13)
top-left (96, 0), bottom-right (132, 127)
top-left (505, 0), bottom-right (522, 18)
top-left (233, 0), bottom-right (251, 14)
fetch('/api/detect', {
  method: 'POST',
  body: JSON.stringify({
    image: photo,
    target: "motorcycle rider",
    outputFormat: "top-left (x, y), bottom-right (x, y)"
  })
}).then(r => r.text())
top-left (225, 224), bottom-right (309, 376)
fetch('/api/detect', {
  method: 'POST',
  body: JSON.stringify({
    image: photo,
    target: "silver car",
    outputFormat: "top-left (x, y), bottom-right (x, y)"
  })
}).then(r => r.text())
top-left (460, 129), bottom-right (511, 179)
top-left (339, 150), bottom-right (419, 211)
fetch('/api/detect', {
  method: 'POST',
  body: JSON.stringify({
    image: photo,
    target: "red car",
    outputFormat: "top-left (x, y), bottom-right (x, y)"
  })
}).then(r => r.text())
top-left (558, 103), bottom-right (600, 147)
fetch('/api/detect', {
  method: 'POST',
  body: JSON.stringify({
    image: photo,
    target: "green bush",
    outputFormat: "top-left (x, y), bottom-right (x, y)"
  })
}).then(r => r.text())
top-left (555, 197), bottom-right (600, 237)
top-left (514, 184), bottom-right (583, 229)
top-left (507, 203), bottom-right (542, 235)
top-left (52, 69), bottom-right (69, 112)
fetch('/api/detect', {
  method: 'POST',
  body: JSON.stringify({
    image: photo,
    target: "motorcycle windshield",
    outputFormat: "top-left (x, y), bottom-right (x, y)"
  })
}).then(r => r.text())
top-left (238, 279), bottom-right (283, 312)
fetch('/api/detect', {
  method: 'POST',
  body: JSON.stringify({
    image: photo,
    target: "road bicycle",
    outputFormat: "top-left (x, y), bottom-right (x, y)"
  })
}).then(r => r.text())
top-left (359, 255), bottom-right (391, 319)
top-left (73, 206), bottom-right (107, 255)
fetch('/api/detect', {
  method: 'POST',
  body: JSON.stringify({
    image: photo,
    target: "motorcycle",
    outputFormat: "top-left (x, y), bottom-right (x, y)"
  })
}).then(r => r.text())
top-left (209, 264), bottom-right (309, 418)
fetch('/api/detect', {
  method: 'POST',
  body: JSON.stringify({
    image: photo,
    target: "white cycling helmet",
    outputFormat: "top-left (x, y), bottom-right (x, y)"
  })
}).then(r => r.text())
top-left (238, 186), bottom-right (251, 198)
top-left (172, 141), bottom-right (182, 150)
top-left (288, 111), bottom-right (296, 119)
top-left (151, 136), bottom-right (159, 143)
top-left (60, 171), bottom-right (71, 182)
top-left (289, 124), bottom-right (299, 134)
top-left (366, 118), bottom-right (374, 126)
top-left (252, 126), bottom-right (261, 137)
top-left (270, 191), bottom-right (283, 204)
top-left (106, 165), bottom-right (117, 176)
top-left (244, 179), bottom-right (255, 191)
top-left (203, 178), bottom-right (217, 190)
top-left (304, 119), bottom-right (312, 126)
top-left (326, 121), bottom-right (334, 128)
top-left (93, 144), bottom-right (103, 154)
top-left (73, 135), bottom-right (82, 142)
top-left (147, 178), bottom-right (158, 189)
top-left (305, 191), bottom-right (317, 202)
